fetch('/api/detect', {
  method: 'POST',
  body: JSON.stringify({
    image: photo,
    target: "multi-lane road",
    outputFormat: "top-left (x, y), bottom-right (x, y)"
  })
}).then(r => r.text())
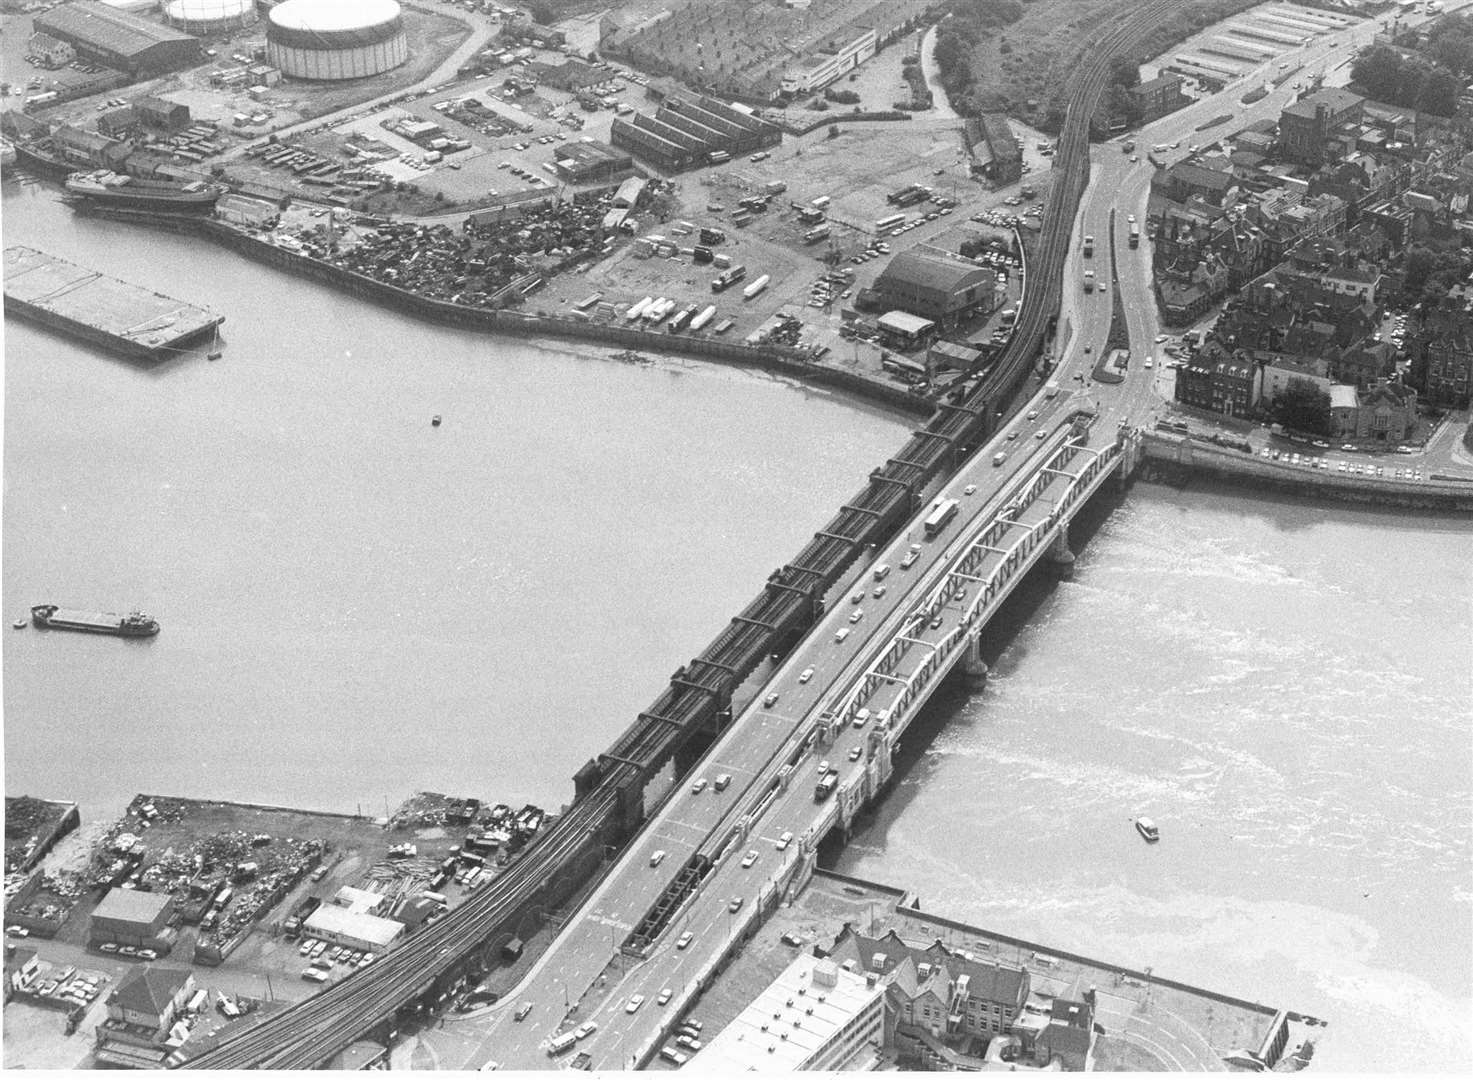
top-left (452, 8), bottom-right (1434, 1071)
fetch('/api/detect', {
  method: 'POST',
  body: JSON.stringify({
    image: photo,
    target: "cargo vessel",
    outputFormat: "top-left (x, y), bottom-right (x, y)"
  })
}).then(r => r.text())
top-left (3, 245), bottom-right (224, 360)
top-left (64, 170), bottom-right (223, 212)
top-left (30, 604), bottom-right (159, 637)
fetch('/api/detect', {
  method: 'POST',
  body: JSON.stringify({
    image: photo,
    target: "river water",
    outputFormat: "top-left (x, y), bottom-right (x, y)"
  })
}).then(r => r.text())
top-left (5, 181), bottom-right (1469, 1073)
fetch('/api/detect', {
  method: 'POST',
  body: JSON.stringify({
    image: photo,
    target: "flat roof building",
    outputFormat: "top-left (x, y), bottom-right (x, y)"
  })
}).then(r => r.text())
top-left (303, 903), bottom-right (404, 953)
top-left (91, 888), bottom-right (174, 945)
top-left (33, 0), bottom-right (202, 76)
top-left (698, 956), bottom-right (885, 1071)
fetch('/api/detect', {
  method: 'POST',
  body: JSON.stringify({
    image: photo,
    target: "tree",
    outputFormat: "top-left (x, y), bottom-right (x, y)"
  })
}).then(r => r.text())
top-left (526, 0), bottom-right (556, 25)
top-left (1109, 56), bottom-right (1141, 88)
top-left (1416, 68), bottom-right (1460, 116)
top-left (1350, 45), bottom-right (1403, 102)
top-left (1274, 377), bottom-right (1332, 436)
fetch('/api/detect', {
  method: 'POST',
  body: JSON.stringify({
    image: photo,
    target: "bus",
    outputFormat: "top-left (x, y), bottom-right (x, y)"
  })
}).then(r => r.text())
top-left (923, 498), bottom-right (959, 538)
top-left (875, 213), bottom-right (905, 233)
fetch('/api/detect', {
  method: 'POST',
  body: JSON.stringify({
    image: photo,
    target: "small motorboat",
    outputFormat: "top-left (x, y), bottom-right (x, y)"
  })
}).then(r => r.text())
top-left (12, 618), bottom-right (27, 629)
top-left (1135, 817), bottom-right (1160, 843)
top-left (207, 351), bottom-right (223, 361)
top-left (431, 415), bottom-right (442, 427)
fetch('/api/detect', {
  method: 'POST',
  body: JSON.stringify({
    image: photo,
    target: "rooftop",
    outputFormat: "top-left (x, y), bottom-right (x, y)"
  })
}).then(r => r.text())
top-left (36, 0), bottom-right (196, 58)
top-left (878, 310), bottom-right (937, 335)
top-left (109, 964), bottom-right (191, 1019)
top-left (93, 886), bottom-right (172, 924)
top-left (303, 902), bottom-right (404, 948)
top-left (697, 955), bottom-right (885, 1071)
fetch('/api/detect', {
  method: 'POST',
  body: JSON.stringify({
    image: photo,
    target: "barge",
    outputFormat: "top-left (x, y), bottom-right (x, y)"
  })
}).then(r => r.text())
top-left (31, 605), bottom-right (159, 637)
top-left (63, 170), bottom-right (223, 213)
top-left (3, 245), bottom-right (224, 361)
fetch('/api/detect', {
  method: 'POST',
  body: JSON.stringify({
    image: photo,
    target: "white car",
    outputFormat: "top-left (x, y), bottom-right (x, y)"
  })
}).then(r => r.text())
top-left (776, 830), bottom-right (794, 850)
top-left (798, 667), bottom-right (814, 684)
top-left (691, 777), bottom-right (708, 794)
top-left (676, 931), bottom-right (694, 949)
top-left (625, 995), bottom-right (645, 1014)
top-left (657, 987), bottom-right (673, 1005)
top-left (741, 849), bottom-right (759, 869)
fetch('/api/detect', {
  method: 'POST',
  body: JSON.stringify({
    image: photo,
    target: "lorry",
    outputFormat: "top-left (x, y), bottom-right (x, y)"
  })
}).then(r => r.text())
top-left (814, 772), bottom-right (837, 802)
top-left (742, 274), bottom-right (770, 301)
top-left (1083, 269), bottom-right (1095, 292)
top-left (1082, 234), bottom-right (1094, 258)
top-left (711, 265), bottom-right (747, 292)
top-left (1044, 381), bottom-right (1061, 400)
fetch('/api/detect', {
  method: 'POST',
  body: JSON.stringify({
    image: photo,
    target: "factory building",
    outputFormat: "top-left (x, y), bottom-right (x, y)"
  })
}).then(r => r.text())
top-left (89, 888), bottom-right (175, 950)
top-left (611, 91), bottom-right (780, 173)
top-left (302, 903), bottom-right (404, 954)
top-left (552, 139), bottom-right (633, 184)
top-left (780, 27), bottom-right (877, 96)
top-left (265, 0), bottom-right (408, 81)
top-left (874, 249), bottom-right (998, 329)
top-left (163, 0), bottom-right (257, 35)
top-left (32, 1), bottom-right (202, 77)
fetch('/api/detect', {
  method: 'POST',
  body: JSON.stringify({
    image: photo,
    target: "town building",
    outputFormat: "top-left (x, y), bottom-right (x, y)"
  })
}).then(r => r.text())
top-left (969, 113), bottom-right (1021, 185)
top-left (33, 0), bottom-right (201, 77)
top-left (696, 955), bottom-right (886, 1070)
top-left (93, 965), bottom-right (196, 1068)
top-left (552, 139), bottom-right (633, 184)
top-left (929, 340), bottom-right (983, 374)
top-left (874, 248), bottom-right (996, 329)
top-left (1174, 342), bottom-right (1261, 417)
top-left (1408, 308), bottom-right (1473, 407)
top-left (135, 95), bottom-right (191, 132)
top-left (97, 104), bottom-right (137, 138)
top-left (1153, 161), bottom-right (1239, 207)
top-left (1128, 73), bottom-right (1187, 122)
top-left (1260, 354), bottom-right (1332, 404)
top-left (528, 58), bottom-right (605, 92)
top-left (876, 310), bottom-right (937, 350)
top-left (826, 925), bottom-right (1031, 1069)
top-left (90, 887), bottom-right (175, 951)
top-left (781, 27), bottom-right (877, 96)
top-left (302, 902), bottom-right (404, 954)
top-left (1010, 984), bottom-right (1098, 1070)
top-left (1277, 87), bottom-right (1365, 166)
top-left (1337, 380), bottom-right (1417, 441)
top-left (27, 32), bottom-right (77, 69)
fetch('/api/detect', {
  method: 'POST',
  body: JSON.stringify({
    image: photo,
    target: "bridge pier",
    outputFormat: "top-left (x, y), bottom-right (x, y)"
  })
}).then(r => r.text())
top-left (1047, 520), bottom-right (1076, 579)
top-left (961, 634), bottom-right (990, 689)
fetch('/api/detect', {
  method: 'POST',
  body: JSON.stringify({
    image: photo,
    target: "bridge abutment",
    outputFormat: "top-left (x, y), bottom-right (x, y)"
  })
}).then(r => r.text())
top-left (961, 634), bottom-right (990, 689)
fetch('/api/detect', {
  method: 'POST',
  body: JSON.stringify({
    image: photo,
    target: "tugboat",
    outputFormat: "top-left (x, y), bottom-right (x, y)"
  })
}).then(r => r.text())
top-left (30, 604), bottom-right (159, 637)
top-left (1135, 817), bottom-right (1160, 843)
top-left (431, 414), bottom-right (442, 427)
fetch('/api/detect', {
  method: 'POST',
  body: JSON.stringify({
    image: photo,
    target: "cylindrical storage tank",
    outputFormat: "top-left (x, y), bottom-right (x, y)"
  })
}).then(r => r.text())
top-left (164, 0), bottom-right (256, 34)
top-left (266, 0), bottom-right (408, 81)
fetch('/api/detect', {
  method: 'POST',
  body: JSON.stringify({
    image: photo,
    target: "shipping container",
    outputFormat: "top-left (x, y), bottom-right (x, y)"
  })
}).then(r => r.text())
top-left (689, 304), bottom-right (718, 331)
top-left (742, 274), bottom-right (770, 300)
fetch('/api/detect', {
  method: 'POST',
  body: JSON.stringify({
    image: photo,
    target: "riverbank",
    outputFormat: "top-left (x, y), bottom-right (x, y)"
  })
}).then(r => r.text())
top-left (1140, 431), bottom-right (1473, 511)
top-left (71, 206), bottom-right (936, 420)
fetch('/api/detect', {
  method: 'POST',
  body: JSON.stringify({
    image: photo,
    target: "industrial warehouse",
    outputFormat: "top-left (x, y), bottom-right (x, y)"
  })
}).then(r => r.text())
top-left (265, 0), bottom-right (409, 82)
top-left (31, 0), bottom-right (201, 77)
top-left (610, 91), bottom-right (781, 173)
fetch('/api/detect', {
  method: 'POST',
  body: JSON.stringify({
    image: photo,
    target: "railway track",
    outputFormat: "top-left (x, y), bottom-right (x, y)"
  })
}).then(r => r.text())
top-left (184, 1), bottom-right (1190, 1066)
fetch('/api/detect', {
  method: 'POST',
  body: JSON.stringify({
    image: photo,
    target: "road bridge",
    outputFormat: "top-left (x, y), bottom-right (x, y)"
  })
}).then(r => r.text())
top-left (183, 0), bottom-right (1188, 1065)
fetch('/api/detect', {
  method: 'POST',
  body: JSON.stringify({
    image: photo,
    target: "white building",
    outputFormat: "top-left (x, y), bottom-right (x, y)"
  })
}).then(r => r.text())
top-left (781, 27), bottom-right (877, 96)
top-left (266, 0), bottom-right (408, 81)
top-left (696, 956), bottom-right (885, 1071)
top-left (303, 904), bottom-right (404, 953)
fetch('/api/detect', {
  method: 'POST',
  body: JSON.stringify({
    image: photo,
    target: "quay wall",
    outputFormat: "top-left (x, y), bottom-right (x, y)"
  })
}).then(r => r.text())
top-left (104, 209), bottom-right (934, 418)
top-left (1141, 432), bottom-right (1473, 512)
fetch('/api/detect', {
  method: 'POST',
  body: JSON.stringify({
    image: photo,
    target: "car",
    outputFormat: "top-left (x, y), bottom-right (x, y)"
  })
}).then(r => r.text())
top-left (302, 967), bottom-right (329, 982)
top-left (691, 777), bottom-right (708, 794)
top-left (359, 953), bottom-right (375, 966)
top-left (1127, 214), bottom-right (1136, 224)
top-left (798, 667), bottom-right (814, 684)
top-left (930, 615), bottom-right (944, 630)
top-left (676, 1035), bottom-right (703, 1051)
top-left (741, 849), bottom-right (759, 868)
top-left (299, 940), bottom-right (315, 956)
top-left (763, 691), bottom-right (780, 707)
top-left (575, 1021), bottom-right (598, 1039)
top-left (1155, 334), bottom-right (1168, 343)
top-left (1187, 145), bottom-right (1198, 154)
top-left (900, 551), bottom-right (918, 569)
top-left (728, 897), bottom-right (744, 913)
top-left (1144, 359), bottom-right (1153, 369)
top-left (680, 1019), bottom-right (705, 1034)
top-left (138, 948), bottom-right (158, 961)
top-left (676, 931), bottom-right (694, 949)
top-left (650, 849), bottom-right (666, 867)
top-left (625, 996), bottom-right (646, 1016)
top-left (1007, 430), bottom-right (1019, 441)
top-left (964, 484), bottom-right (976, 495)
top-left (850, 590), bottom-right (864, 605)
top-left (776, 830), bottom-right (794, 850)
top-left (848, 746), bottom-right (863, 761)
top-left (849, 609), bottom-right (863, 624)
top-left (1130, 155), bottom-right (1138, 162)
top-left (119, 945), bottom-right (139, 957)
top-left (1035, 430), bottom-right (1046, 439)
top-left (514, 1001), bottom-right (533, 1021)
top-left (99, 942), bottom-right (119, 953)
top-left (660, 1047), bottom-right (689, 1066)
top-left (872, 586), bottom-right (886, 600)
top-left (818, 759), bottom-right (831, 775)
top-left (835, 627), bottom-right (851, 642)
top-left (1027, 409), bottom-right (1039, 421)
top-left (1341, 444), bottom-right (1356, 452)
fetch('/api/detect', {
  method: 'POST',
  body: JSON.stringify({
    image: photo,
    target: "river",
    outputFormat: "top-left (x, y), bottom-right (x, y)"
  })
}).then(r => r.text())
top-left (835, 485), bottom-right (1472, 1072)
top-left (4, 180), bottom-right (1469, 1073)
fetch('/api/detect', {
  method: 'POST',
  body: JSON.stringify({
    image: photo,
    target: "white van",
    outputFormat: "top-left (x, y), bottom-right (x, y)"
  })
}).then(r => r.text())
top-left (853, 708), bottom-right (870, 728)
top-left (835, 627), bottom-right (851, 642)
top-left (649, 850), bottom-right (666, 867)
top-left (993, 452), bottom-right (1007, 467)
top-left (873, 564), bottom-right (891, 581)
top-left (548, 1032), bottom-right (577, 1056)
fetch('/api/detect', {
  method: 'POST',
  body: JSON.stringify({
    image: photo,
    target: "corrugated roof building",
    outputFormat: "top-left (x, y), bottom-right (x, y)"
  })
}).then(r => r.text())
top-left (303, 903), bottom-right (404, 953)
top-left (34, 0), bottom-right (201, 76)
top-left (874, 249), bottom-right (996, 328)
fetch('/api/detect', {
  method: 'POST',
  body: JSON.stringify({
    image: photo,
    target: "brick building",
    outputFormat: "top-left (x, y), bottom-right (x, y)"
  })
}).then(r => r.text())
top-left (1277, 88), bottom-right (1364, 167)
top-left (1409, 308), bottom-right (1473, 407)
top-left (1128, 73), bottom-right (1187, 122)
top-left (1175, 341), bottom-right (1261, 416)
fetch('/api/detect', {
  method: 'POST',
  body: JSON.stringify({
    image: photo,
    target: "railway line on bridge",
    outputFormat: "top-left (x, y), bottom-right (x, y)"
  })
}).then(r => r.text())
top-left (184, 0), bottom-right (1189, 1066)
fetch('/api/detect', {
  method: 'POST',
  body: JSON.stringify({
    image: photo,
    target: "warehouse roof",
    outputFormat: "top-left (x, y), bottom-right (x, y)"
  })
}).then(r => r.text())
top-left (878, 310), bottom-right (936, 335)
top-left (35, 1), bottom-right (197, 59)
top-left (304, 903), bottom-right (404, 948)
top-left (877, 250), bottom-right (991, 296)
top-left (92, 887), bottom-right (172, 925)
